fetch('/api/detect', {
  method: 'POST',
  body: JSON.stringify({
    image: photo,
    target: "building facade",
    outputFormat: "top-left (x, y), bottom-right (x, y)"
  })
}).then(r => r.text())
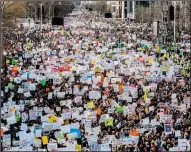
top-left (116, 1), bottom-right (122, 18)
top-left (126, 1), bottom-right (136, 20)
top-left (114, 0), bottom-right (136, 20)
top-left (110, 1), bottom-right (116, 18)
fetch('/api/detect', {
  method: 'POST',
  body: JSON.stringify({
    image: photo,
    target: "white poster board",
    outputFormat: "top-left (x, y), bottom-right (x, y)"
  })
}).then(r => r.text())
top-left (89, 91), bottom-right (101, 99)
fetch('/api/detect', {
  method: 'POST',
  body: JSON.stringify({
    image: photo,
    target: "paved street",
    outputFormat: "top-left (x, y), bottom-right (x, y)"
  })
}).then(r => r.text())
top-left (0, 2), bottom-right (191, 152)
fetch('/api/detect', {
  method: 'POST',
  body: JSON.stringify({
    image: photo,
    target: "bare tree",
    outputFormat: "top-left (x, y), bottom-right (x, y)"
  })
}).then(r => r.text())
top-left (1, 2), bottom-right (27, 28)
top-left (178, 1), bottom-right (191, 33)
top-left (135, 3), bottom-right (163, 23)
top-left (83, 1), bottom-right (107, 14)
top-left (25, 1), bottom-right (74, 20)
top-left (25, 1), bottom-right (53, 20)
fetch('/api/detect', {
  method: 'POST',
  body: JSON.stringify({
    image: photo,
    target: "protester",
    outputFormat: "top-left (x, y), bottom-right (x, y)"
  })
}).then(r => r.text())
top-left (1, 11), bottom-right (190, 152)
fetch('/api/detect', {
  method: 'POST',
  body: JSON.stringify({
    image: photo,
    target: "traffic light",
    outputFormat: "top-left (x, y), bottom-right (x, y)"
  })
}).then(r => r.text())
top-left (169, 5), bottom-right (174, 21)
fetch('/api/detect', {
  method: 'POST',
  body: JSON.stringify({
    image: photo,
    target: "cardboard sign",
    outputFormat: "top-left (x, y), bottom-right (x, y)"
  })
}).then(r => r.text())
top-left (129, 130), bottom-right (139, 136)
top-left (33, 138), bottom-right (42, 147)
top-left (160, 114), bottom-right (172, 123)
top-left (1, 128), bottom-right (4, 136)
top-left (42, 136), bottom-right (48, 145)
top-left (178, 139), bottom-right (187, 151)
top-left (47, 143), bottom-right (58, 151)
top-left (122, 136), bottom-right (132, 145)
top-left (89, 91), bottom-right (101, 99)
top-left (104, 118), bottom-right (113, 126)
top-left (164, 123), bottom-right (172, 134)
top-left (111, 77), bottom-right (122, 83)
top-left (142, 117), bottom-right (150, 126)
top-left (74, 96), bottom-right (82, 103)
top-left (175, 130), bottom-right (181, 137)
top-left (57, 92), bottom-right (66, 99)
top-left (86, 135), bottom-right (98, 145)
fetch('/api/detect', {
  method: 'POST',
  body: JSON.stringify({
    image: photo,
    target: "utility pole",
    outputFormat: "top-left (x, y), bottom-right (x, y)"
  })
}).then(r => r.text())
top-left (40, 3), bottom-right (43, 31)
top-left (174, 1), bottom-right (176, 46)
top-left (133, 0), bottom-right (135, 21)
top-left (162, 1), bottom-right (168, 45)
top-left (53, 4), bottom-right (55, 17)
top-left (122, 1), bottom-right (125, 19)
top-left (0, 2), bottom-right (2, 151)
top-left (49, 3), bottom-right (54, 24)
top-left (156, 20), bottom-right (160, 45)
top-left (141, 5), bottom-right (143, 24)
top-left (149, 1), bottom-right (152, 23)
top-left (176, 2), bottom-right (180, 38)
top-left (182, 1), bottom-right (185, 31)
top-left (29, 4), bottom-right (37, 22)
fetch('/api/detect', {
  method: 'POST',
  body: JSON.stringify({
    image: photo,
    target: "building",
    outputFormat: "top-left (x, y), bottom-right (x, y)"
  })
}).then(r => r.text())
top-left (116, 1), bottom-right (122, 18)
top-left (114, 1), bottom-right (152, 20)
top-left (114, 0), bottom-right (136, 20)
top-left (110, 1), bottom-right (116, 18)
top-left (126, 1), bottom-right (136, 20)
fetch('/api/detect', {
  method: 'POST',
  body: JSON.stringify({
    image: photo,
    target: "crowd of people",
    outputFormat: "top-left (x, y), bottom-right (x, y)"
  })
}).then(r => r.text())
top-left (1, 11), bottom-right (191, 151)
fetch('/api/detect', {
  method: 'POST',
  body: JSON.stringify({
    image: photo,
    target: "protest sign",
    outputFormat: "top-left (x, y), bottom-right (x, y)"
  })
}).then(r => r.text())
top-left (104, 117), bottom-right (113, 126)
top-left (1, 11), bottom-right (191, 152)
top-left (178, 139), bottom-right (187, 151)
top-left (164, 123), bottom-right (172, 134)
top-left (160, 114), bottom-right (172, 123)
top-left (122, 136), bottom-right (132, 145)
top-left (111, 77), bottom-right (122, 83)
top-left (89, 91), bottom-right (101, 99)
top-left (175, 130), bottom-right (181, 137)
top-left (47, 143), bottom-right (58, 151)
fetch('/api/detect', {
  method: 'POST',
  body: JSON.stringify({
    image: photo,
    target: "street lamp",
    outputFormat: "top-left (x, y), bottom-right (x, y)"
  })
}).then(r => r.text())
top-left (53, 2), bottom-right (62, 17)
top-left (162, 2), bottom-right (168, 44)
top-left (39, 3), bottom-right (43, 31)
top-left (29, 4), bottom-right (37, 22)
top-left (174, 2), bottom-right (176, 47)
top-left (3, 51), bottom-right (7, 76)
top-left (49, 2), bottom-right (55, 24)
top-left (28, 18), bottom-right (31, 29)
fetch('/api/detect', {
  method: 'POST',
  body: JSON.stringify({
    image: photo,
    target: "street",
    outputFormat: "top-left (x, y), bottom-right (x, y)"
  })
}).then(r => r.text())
top-left (0, 2), bottom-right (191, 152)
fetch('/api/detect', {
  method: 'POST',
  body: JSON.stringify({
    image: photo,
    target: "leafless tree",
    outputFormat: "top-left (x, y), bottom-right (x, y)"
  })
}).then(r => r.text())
top-left (1, 2), bottom-right (27, 28)
top-left (25, 1), bottom-right (74, 20)
top-left (83, 1), bottom-right (107, 14)
top-left (135, 2), bottom-right (163, 23)
top-left (178, 1), bottom-right (191, 33)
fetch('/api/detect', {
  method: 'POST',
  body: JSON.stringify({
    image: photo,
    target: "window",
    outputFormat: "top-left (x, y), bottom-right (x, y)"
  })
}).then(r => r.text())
top-left (113, 7), bottom-right (116, 12)
top-left (125, 1), bottom-right (127, 7)
top-left (119, 12), bottom-right (122, 18)
top-left (125, 9), bottom-right (127, 18)
top-left (130, 1), bottom-right (133, 13)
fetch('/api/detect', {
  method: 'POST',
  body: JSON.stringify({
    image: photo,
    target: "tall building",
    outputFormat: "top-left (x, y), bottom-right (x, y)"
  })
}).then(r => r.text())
top-left (126, 1), bottom-right (135, 20)
top-left (114, 0), bottom-right (135, 20)
top-left (115, 1), bottom-right (150, 20)
top-left (116, 1), bottom-right (122, 18)
top-left (110, 1), bottom-right (116, 18)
